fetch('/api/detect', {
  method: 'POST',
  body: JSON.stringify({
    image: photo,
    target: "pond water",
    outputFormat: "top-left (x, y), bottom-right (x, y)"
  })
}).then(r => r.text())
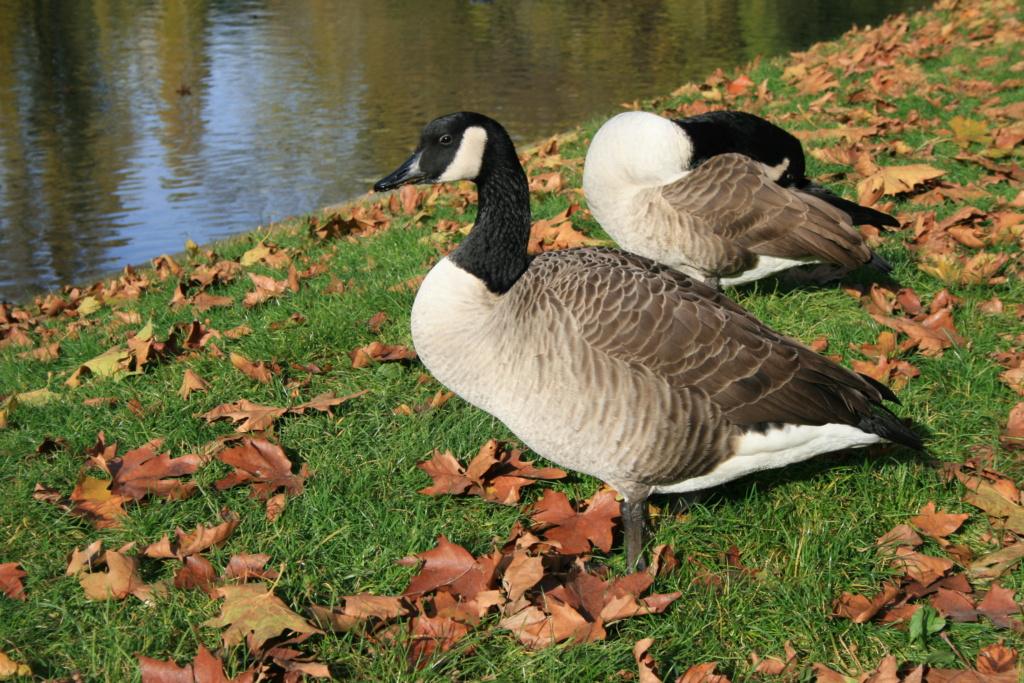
top-left (0, 0), bottom-right (927, 302)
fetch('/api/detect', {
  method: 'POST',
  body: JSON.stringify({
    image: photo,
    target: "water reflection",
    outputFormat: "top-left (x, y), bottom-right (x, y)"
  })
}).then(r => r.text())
top-left (0, 0), bottom-right (926, 302)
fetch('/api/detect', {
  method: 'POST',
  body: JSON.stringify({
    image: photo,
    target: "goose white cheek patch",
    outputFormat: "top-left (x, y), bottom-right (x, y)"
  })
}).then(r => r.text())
top-left (438, 126), bottom-right (488, 182)
top-left (761, 157), bottom-right (790, 182)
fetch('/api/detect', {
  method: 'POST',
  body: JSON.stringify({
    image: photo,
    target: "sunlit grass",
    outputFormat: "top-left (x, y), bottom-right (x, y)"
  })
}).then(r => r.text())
top-left (2, 0), bottom-right (1024, 680)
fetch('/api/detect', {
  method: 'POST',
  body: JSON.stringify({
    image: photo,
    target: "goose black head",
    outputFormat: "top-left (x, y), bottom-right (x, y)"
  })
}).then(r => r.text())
top-left (374, 112), bottom-right (496, 192)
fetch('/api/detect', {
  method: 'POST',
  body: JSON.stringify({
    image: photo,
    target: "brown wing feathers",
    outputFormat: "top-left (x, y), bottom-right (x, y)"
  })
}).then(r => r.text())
top-left (662, 154), bottom-right (874, 271)
top-left (546, 248), bottom-right (891, 433)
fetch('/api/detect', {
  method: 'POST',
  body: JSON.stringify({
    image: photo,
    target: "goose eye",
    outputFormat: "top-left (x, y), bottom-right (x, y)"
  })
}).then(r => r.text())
top-left (439, 134), bottom-right (453, 145)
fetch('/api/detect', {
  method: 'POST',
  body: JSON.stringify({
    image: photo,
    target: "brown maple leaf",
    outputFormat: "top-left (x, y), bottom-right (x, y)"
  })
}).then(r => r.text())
top-left (203, 583), bottom-right (323, 654)
top-left (398, 535), bottom-right (499, 600)
top-left (213, 436), bottom-right (307, 499)
top-left (230, 352), bottom-right (278, 384)
top-left (857, 163), bottom-right (945, 205)
top-left (417, 439), bottom-right (566, 505)
top-left (173, 555), bottom-right (220, 595)
top-left (197, 399), bottom-right (288, 433)
top-left (1000, 402), bottom-right (1024, 450)
top-left (288, 389), bottom-right (369, 417)
top-left (79, 550), bottom-right (166, 603)
top-left (140, 520), bottom-right (240, 560)
top-left (910, 501), bottom-right (971, 561)
top-left (529, 488), bottom-right (621, 554)
top-left (0, 563), bottom-right (27, 601)
top-left (190, 292), bottom-right (235, 311)
top-left (178, 368), bottom-right (210, 400)
top-left (94, 438), bottom-right (202, 501)
top-left (633, 638), bottom-right (665, 683)
top-left (309, 594), bottom-right (412, 633)
top-left (348, 341), bottom-right (417, 368)
top-left (977, 641), bottom-right (1019, 677)
top-left (968, 545), bottom-right (1024, 583)
top-left (224, 553), bottom-right (280, 583)
top-left (65, 539), bottom-right (106, 575)
top-left (137, 643), bottom-right (233, 683)
top-left (378, 611), bottom-right (471, 670)
top-left (69, 472), bottom-right (127, 529)
top-left (963, 481), bottom-right (1024, 535)
top-left (242, 272), bottom-right (293, 308)
top-left (832, 582), bottom-right (902, 623)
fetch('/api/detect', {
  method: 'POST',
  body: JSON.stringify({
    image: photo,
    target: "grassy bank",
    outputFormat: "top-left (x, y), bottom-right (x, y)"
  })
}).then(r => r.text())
top-left (3, 0), bottom-right (1024, 680)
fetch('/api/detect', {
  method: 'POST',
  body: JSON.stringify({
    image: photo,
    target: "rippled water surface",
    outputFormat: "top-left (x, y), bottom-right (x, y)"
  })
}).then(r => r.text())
top-left (0, 0), bottom-right (927, 302)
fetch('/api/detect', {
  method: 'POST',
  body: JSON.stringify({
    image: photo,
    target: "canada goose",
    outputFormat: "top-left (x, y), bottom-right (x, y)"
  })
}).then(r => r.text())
top-left (374, 112), bottom-right (922, 570)
top-left (583, 110), bottom-right (900, 289)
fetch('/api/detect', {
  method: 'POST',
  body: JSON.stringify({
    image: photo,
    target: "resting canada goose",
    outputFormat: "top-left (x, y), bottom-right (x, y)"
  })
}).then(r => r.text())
top-left (375, 112), bottom-right (922, 569)
top-left (583, 110), bottom-right (900, 289)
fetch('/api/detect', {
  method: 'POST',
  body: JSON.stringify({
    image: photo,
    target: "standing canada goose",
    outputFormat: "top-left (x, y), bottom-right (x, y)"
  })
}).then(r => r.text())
top-left (583, 110), bottom-right (900, 289)
top-left (375, 112), bottom-right (922, 570)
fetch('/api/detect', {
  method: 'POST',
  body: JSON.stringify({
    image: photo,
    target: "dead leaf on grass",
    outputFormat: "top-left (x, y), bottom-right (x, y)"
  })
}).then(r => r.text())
top-left (0, 563), bottom-right (26, 601)
top-left (348, 341), bottom-right (417, 368)
top-left (79, 550), bottom-right (167, 603)
top-left (204, 583), bottom-right (323, 653)
top-left (417, 439), bottom-right (566, 504)
top-left (213, 436), bottom-right (307, 500)
top-left (178, 368), bottom-right (210, 400)
top-left (140, 520), bottom-right (240, 560)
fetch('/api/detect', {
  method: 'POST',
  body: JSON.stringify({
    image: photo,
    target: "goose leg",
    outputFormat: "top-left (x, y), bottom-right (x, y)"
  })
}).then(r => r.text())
top-left (621, 499), bottom-right (650, 572)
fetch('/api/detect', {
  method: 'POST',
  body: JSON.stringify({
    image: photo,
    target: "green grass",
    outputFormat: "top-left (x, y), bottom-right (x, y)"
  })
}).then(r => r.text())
top-left (3, 0), bottom-right (1024, 680)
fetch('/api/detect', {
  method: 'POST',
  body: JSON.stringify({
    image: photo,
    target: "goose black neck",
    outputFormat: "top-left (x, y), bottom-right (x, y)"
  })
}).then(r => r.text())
top-left (448, 129), bottom-right (532, 295)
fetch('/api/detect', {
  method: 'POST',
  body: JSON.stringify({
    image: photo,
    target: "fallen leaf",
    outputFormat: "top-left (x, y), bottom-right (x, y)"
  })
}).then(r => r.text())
top-left (0, 650), bottom-right (31, 678)
top-left (178, 368), bottom-right (210, 400)
top-left (80, 550), bottom-right (166, 603)
top-left (204, 583), bottom-right (323, 654)
top-left (197, 400), bottom-right (288, 433)
top-left (633, 638), bottom-right (664, 683)
top-left (858, 163), bottom-right (945, 205)
top-left (529, 488), bottom-right (621, 554)
top-left (832, 582), bottom-right (901, 623)
top-left (230, 352), bottom-right (277, 384)
top-left (137, 643), bottom-right (230, 683)
top-left (101, 439), bottom-right (202, 501)
top-left (399, 536), bottom-right (497, 600)
top-left (173, 555), bottom-right (220, 595)
top-left (224, 553), bottom-right (280, 583)
top-left (65, 540), bottom-right (105, 575)
top-left (213, 437), bottom-right (307, 500)
top-left (417, 439), bottom-right (566, 504)
top-left (266, 493), bottom-right (286, 521)
top-left (964, 481), bottom-right (1024, 535)
top-left (348, 341), bottom-right (417, 368)
top-left (69, 471), bottom-right (127, 529)
top-left (140, 520), bottom-right (240, 560)
top-left (288, 389), bottom-right (369, 417)
top-left (0, 563), bottom-right (26, 601)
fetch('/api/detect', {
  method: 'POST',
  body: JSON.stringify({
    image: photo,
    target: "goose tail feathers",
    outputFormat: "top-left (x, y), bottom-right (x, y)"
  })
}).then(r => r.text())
top-left (800, 182), bottom-right (902, 229)
top-left (856, 373), bottom-right (924, 451)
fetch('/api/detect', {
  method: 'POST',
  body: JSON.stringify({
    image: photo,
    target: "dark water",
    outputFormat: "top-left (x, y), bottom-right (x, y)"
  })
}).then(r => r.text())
top-left (0, 0), bottom-right (927, 302)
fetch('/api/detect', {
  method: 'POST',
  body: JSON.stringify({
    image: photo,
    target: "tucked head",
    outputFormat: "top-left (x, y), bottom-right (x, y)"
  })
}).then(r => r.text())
top-left (585, 111), bottom-right (695, 187)
top-left (374, 112), bottom-right (496, 192)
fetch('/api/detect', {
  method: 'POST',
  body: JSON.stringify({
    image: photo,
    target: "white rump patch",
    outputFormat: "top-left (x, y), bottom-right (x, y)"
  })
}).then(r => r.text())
top-left (654, 422), bottom-right (882, 494)
top-left (437, 126), bottom-right (488, 183)
top-left (719, 254), bottom-right (819, 287)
